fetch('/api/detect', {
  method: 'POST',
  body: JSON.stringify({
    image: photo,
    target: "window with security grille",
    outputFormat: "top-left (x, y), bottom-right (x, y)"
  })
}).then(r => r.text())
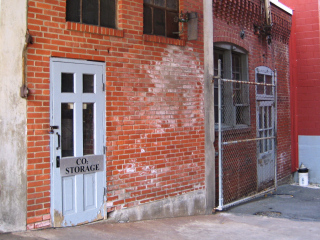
top-left (143, 0), bottom-right (179, 38)
top-left (214, 43), bottom-right (250, 127)
top-left (66, 0), bottom-right (116, 28)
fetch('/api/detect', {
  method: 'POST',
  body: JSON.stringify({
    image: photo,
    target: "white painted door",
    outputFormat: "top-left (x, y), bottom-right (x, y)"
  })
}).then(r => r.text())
top-left (50, 58), bottom-right (106, 227)
top-left (257, 100), bottom-right (275, 190)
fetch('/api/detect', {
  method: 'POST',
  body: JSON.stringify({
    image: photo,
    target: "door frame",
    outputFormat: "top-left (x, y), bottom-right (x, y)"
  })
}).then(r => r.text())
top-left (49, 57), bottom-right (106, 226)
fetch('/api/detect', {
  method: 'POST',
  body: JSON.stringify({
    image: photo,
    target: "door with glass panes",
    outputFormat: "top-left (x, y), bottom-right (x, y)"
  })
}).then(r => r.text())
top-left (257, 101), bottom-right (275, 189)
top-left (256, 66), bottom-right (275, 190)
top-left (50, 58), bottom-right (106, 227)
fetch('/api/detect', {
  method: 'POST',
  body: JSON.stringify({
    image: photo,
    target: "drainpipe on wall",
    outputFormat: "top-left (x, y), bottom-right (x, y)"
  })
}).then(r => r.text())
top-left (203, 0), bottom-right (215, 214)
top-left (20, 29), bottom-right (32, 99)
top-left (264, 0), bottom-right (271, 26)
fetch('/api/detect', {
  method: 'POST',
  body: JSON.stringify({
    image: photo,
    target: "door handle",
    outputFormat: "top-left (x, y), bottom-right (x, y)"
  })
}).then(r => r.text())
top-left (56, 156), bottom-right (60, 168)
top-left (56, 132), bottom-right (61, 150)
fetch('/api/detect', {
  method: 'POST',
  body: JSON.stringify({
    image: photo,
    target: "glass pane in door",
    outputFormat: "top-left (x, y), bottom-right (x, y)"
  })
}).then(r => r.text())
top-left (83, 74), bottom-right (94, 93)
top-left (61, 103), bottom-right (74, 157)
top-left (257, 74), bottom-right (264, 94)
top-left (83, 103), bottom-right (94, 155)
top-left (61, 73), bottom-right (74, 93)
top-left (266, 75), bottom-right (273, 95)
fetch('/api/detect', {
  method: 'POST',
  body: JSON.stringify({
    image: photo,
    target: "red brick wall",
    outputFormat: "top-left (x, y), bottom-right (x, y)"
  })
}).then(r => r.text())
top-left (26, 0), bottom-right (205, 229)
top-left (25, 0), bottom-right (292, 229)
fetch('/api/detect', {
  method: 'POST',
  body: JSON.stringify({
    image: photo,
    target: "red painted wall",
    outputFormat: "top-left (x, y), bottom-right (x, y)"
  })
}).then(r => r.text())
top-left (280, 0), bottom-right (320, 171)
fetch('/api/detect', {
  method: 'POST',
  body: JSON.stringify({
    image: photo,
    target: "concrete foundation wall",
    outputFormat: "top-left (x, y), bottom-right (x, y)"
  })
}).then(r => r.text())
top-left (0, 0), bottom-right (27, 232)
top-left (107, 190), bottom-right (206, 223)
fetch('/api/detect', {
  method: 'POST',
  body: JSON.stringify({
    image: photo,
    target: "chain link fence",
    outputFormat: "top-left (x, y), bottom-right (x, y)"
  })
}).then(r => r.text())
top-left (215, 62), bottom-right (277, 210)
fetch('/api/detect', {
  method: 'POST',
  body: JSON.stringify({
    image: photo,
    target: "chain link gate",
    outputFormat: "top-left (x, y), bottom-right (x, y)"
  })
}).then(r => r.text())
top-left (214, 60), bottom-right (277, 210)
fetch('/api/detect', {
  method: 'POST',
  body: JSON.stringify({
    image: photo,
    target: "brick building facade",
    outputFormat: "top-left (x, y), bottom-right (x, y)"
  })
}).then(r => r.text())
top-left (26, 0), bottom-right (208, 229)
top-left (0, 0), bottom-right (292, 232)
top-left (212, 0), bottom-right (292, 207)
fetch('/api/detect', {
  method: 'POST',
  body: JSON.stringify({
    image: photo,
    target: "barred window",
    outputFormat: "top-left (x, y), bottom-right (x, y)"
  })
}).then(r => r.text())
top-left (66, 0), bottom-right (116, 29)
top-left (143, 0), bottom-right (179, 38)
top-left (214, 43), bottom-right (250, 127)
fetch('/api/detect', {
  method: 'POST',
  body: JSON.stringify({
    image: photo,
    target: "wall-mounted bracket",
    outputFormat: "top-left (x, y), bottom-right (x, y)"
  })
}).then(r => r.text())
top-left (20, 85), bottom-right (29, 98)
top-left (187, 12), bottom-right (198, 41)
top-left (173, 12), bottom-right (198, 40)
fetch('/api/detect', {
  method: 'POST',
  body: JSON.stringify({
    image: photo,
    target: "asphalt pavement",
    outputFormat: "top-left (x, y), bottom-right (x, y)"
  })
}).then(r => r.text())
top-left (228, 183), bottom-right (320, 221)
top-left (1, 184), bottom-right (320, 240)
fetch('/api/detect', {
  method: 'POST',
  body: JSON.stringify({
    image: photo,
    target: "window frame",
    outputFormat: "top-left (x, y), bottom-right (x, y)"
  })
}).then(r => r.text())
top-left (66, 0), bottom-right (117, 29)
top-left (255, 66), bottom-right (275, 101)
top-left (143, 0), bottom-right (179, 39)
top-left (214, 43), bottom-right (250, 129)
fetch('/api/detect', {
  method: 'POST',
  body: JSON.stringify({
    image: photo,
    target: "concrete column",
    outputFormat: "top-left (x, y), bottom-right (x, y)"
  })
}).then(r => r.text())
top-left (203, 0), bottom-right (215, 213)
top-left (0, 0), bottom-right (28, 232)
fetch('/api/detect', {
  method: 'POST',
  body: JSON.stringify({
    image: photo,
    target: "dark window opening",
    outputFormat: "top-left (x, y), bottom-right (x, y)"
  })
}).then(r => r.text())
top-left (66, 0), bottom-right (116, 29)
top-left (214, 45), bottom-right (249, 127)
top-left (143, 0), bottom-right (179, 38)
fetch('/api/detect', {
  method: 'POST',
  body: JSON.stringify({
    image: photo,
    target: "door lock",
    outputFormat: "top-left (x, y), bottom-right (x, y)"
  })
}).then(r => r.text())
top-left (49, 125), bottom-right (59, 134)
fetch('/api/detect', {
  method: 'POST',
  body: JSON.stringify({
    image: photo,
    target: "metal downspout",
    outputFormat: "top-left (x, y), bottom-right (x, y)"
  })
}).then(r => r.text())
top-left (264, 0), bottom-right (271, 25)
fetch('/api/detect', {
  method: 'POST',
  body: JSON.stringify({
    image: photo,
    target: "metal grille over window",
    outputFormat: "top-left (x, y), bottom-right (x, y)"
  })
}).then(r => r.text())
top-left (66, 0), bottom-right (116, 28)
top-left (215, 59), bottom-right (277, 210)
top-left (143, 0), bottom-right (179, 38)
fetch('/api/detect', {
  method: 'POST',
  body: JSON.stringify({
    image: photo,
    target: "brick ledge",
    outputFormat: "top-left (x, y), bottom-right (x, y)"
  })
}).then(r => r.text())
top-left (143, 34), bottom-right (186, 46)
top-left (66, 22), bottom-right (124, 37)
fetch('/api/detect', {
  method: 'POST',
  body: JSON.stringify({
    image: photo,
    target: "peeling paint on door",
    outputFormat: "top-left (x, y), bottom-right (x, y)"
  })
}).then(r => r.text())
top-left (53, 210), bottom-right (64, 227)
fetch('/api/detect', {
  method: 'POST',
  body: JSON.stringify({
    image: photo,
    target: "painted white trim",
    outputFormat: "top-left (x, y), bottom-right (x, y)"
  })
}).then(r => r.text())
top-left (270, 0), bottom-right (293, 15)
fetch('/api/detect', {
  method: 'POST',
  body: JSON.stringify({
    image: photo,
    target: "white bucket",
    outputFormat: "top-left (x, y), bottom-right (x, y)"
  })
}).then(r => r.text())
top-left (298, 163), bottom-right (309, 186)
top-left (299, 172), bottom-right (308, 186)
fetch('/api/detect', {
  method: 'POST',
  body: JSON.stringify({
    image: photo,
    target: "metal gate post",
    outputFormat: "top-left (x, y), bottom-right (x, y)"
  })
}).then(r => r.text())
top-left (217, 59), bottom-right (223, 211)
top-left (274, 69), bottom-right (278, 189)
